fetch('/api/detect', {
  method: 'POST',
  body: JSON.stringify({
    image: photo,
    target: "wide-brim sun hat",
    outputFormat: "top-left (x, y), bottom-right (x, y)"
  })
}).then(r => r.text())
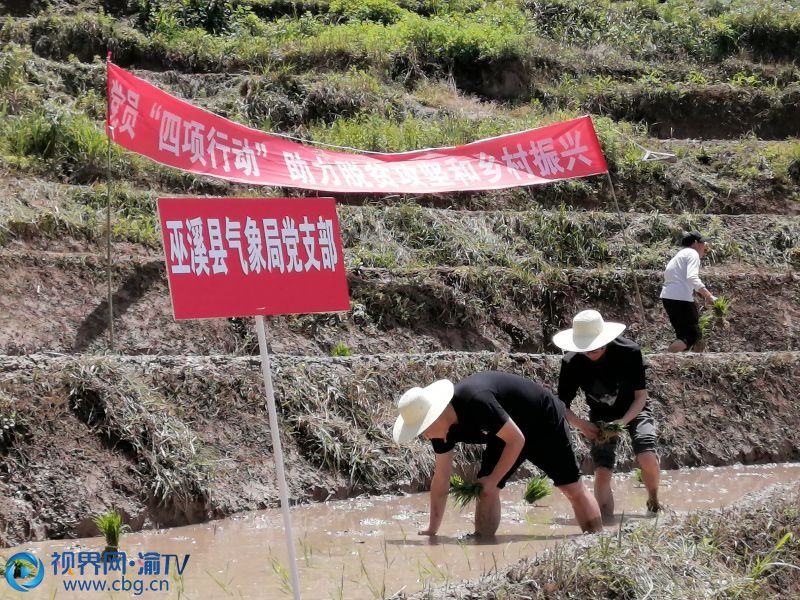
top-left (552, 309), bottom-right (626, 353)
top-left (392, 379), bottom-right (454, 445)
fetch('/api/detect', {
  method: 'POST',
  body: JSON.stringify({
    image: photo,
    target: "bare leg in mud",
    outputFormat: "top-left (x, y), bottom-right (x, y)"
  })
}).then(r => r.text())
top-left (557, 480), bottom-right (603, 533)
top-left (474, 487), bottom-right (501, 537)
top-left (593, 467), bottom-right (615, 521)
top-left (474, 481), bottom-right (602, 536)
top-left (637, 451), bottom-right (661, 512)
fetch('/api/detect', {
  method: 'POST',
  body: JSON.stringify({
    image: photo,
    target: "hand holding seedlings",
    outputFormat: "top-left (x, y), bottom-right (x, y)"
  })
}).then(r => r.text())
top-left (595, 421), bottom-right (626, 443)
top-left (449, 475), bottom-right (481, 509)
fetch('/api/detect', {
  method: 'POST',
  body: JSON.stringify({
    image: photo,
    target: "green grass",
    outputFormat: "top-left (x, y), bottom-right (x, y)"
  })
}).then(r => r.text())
top-left (596, 420), bottom-right (626, 443)
top-left (632, 467), bottom-right (643, 485)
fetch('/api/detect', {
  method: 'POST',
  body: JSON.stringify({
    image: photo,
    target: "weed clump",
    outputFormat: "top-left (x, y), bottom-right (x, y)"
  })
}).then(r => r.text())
top-left (65, 361), bottom-right (210, 503)
top-left (0, 390), bottom-right (29, 452)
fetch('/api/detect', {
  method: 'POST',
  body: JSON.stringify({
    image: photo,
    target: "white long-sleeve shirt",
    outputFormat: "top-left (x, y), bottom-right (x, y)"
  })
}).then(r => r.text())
top-left (660, 247), bottom-right (706, 301)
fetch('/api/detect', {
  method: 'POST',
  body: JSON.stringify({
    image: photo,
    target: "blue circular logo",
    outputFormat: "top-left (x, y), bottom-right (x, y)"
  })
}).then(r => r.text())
top-left (4, 552), bottom-right (44, 592)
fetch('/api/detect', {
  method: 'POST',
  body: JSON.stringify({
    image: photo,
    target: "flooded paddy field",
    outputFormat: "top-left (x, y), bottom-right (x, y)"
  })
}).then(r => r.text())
top-left (5, 463), bottom-right (798, 599)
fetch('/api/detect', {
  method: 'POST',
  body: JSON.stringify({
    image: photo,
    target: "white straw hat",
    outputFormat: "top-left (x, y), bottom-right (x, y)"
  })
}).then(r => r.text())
top-left (392, 379), bottom-right (454, 445)
top-left (552, 310), bottom-right (626, 353)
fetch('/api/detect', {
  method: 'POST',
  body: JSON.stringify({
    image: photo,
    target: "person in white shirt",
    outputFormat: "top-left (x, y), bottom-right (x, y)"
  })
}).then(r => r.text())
top-left (659, 231), bottom-right (717, 352)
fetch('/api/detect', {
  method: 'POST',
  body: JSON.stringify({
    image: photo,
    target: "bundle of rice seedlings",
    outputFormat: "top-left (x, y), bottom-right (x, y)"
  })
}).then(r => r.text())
top-left (523, 475), bottom-right (551, 504)
top-left (449, 475), bottom-right (481, 509)
top-left (711, 295), bottom-right (731, 318)
top-left (596, 420), bottom-right (626, 443)
top-left (94, 509), bottom-right (128, 552)
top-left (0, 557), bottom-right (37, 578)
top-left (633, 467), bottom-right (643, 485)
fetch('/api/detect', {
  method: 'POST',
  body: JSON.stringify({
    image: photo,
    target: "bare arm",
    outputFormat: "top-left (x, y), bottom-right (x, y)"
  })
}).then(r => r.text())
top-left (617, 389), bottom-right (647, 425)
top-left (687, 252), bottom-right (715, 302)
top-left (564, 407), bottom-right (600, 441)
top-left (478, 419), bottom-right (525, 491)
top-left (419, 450), bottom-right (454, 536)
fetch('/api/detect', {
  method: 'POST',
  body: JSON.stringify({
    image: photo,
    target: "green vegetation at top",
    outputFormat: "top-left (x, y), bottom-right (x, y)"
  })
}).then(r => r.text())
top-left (3, 1), bottom-right (799, 73)
top-left (0, 1), bottom-right (797, 217)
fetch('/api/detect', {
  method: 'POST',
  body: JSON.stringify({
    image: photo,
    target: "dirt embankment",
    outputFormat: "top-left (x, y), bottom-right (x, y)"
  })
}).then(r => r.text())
top-left (1, 351), bottom-right (798, 547)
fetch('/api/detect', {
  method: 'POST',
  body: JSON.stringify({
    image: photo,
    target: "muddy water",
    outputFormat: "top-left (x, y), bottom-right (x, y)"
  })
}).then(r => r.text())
top-left (5, 463), bottom-right (799, 599)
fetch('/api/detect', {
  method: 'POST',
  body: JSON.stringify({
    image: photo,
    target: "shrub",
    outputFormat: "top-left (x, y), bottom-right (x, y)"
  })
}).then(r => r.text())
top-left (136, 0), bottom-right (256, 35)
top-left (328, 0), bottom-right (406, 25)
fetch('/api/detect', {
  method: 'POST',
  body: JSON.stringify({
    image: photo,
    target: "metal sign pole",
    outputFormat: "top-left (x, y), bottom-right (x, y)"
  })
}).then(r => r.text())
top-left (106, 129), bottom-right (115, 351)
top-left (254, 315), bottom-right (302, 600)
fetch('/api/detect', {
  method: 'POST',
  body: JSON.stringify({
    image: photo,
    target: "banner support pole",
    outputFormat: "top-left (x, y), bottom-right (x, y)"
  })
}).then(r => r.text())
top-left (255, 315), bottom-right (302, 600)
top-left (106, 128), bottom-right (115, 351)
top-left (605, 171), bottom-right (647, 328)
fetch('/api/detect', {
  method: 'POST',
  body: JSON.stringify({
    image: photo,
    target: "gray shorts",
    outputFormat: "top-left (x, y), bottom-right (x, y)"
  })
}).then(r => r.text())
top-left (590, 407), bottom-right (657, 471)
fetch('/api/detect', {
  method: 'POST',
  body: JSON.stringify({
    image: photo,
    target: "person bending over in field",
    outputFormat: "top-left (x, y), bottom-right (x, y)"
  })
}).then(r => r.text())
top-left (393, 370), bottom-right (603, 537)
top-left (553, 310), bottom-right (661, 520)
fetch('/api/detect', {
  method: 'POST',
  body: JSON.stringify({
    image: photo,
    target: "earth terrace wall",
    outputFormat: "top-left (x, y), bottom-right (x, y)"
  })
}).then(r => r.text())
top-left (0, 249), bottom-right (797, 355)
top-left (0, 350), bottom-right (798, 546)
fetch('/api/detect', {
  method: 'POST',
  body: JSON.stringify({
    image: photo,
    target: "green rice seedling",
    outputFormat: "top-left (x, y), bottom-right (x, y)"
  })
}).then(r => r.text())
top-left (0, 557), bottom-right (37, 578)
top-left (449, 474), bottom-right (481, 509)
top-left (93, 509), bottom-right (128, 550)
top-left (712, 296), bottom-right (732, 318)
top-left (633, 468), bottom-right (643, 485)
top-left (523, 475), bottom-right (551, 504)
top-left (268, 553), bottom-right (292, 595)
top-left (596, 421), bottom-right (626, 443)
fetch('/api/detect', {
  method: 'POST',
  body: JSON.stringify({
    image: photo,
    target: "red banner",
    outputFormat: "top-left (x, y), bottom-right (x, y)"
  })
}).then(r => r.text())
top-left (157, 197), bottom-right (349, 319)
top-left (108, 62), bottom-right (608, 194)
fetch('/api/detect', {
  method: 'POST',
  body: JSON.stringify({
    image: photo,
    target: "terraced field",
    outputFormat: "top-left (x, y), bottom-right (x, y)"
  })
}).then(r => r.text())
top-left (0, 0), bottom-right (799, 596)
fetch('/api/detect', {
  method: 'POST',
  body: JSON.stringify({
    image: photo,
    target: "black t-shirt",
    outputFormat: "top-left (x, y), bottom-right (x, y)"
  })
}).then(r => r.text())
top-left (557, 336), bottom-right (647, 422)
top-left (430, 371), bottom-right (564, 454)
